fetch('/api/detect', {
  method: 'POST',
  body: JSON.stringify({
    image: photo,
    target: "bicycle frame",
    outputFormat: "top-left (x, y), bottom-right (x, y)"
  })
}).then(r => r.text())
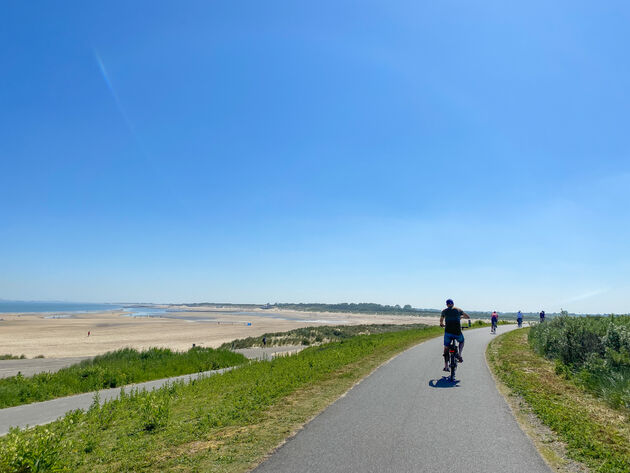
top-left (448, 338), bottom-right (458, 381)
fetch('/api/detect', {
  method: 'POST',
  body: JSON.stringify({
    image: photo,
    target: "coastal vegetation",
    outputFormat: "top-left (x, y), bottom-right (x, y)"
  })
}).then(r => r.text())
top-left (273, 302), bottom-right (439, 315)
top-left (529, 315), bottom-right (630, 408)
top-left (222, 323), bottom-right (429, 349)
top-left (0, 355), bottom-right (26, 360)
top-left (0, 347), bottom-right (246, 409)
top-left (487, 327), bottom-right (630, 473)
top-left (0, 325), bottom-right (443, 472)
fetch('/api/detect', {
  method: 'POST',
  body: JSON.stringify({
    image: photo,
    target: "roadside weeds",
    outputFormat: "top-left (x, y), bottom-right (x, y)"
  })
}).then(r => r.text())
top-left (487, 329), bottom-right (630, 473)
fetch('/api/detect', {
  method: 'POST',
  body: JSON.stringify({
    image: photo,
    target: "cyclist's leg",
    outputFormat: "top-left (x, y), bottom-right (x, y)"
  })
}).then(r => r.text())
top-left (456, 334), bottom-right (465, 361)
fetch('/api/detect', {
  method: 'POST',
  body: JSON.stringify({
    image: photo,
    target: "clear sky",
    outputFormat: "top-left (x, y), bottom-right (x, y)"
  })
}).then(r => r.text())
top-left (1, 1), bottom-right (629, 313)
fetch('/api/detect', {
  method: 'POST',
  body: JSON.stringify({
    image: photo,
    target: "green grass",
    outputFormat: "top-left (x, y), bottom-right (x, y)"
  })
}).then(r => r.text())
top-left (0, 347), bottom-right (247, 409)
top-left (223, 321), bottom-right (484, 349)
top-left (488, 328), bottom-right (630, 473)
top-left (529, 315), bottom-right (630, 409)
top-left (0, 325), bottom-right (443, 473)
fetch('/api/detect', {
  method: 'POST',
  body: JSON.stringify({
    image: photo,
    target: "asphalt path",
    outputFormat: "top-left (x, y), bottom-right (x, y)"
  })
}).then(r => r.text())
top-left (0, 357), bottom-right (92, 379)
top-left (254, 326), bottom-right (551, 473)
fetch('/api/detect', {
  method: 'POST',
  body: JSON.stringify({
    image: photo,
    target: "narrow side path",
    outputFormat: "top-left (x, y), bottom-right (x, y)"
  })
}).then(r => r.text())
top-left (0, 367), bottom-right (232, 436)
top-left (0, 357), bottom-right (92, 379)
top-left (254, 326), bottom-right (551, 473)
top-left (0, 345), bottom-right (304, 436)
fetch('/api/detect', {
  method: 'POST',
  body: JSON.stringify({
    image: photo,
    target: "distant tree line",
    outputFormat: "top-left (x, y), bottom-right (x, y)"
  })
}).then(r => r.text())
top-left (270, 302), bottom-right (440, 316)
top-left (171, 302), bottom-right (600, 320)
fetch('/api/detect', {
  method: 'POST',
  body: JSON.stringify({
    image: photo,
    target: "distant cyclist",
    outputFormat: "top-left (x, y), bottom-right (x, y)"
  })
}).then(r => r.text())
top-left (517, 310), bottom-right (523, 328)
top-left (539, 310), bottom-right (545, 323)
top-left (440, 299), bottom-right (471, 372)
top-left (491, 311), bottom-right (498, 333)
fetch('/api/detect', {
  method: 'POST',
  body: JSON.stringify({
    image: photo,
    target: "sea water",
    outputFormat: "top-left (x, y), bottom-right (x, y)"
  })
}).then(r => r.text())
top-left (0, 301), bottom-right (123, 314)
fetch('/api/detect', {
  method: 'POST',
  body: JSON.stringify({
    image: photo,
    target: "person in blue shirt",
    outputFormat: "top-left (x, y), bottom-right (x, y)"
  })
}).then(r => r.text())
top-left (540, 310), bottom-right (545, 322)
top-left (517, 310), bottom-right (523, 328)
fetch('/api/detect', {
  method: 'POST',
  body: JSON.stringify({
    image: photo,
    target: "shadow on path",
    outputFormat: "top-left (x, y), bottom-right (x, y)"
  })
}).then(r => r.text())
top-left (429, 377), bottom-right (460, 388)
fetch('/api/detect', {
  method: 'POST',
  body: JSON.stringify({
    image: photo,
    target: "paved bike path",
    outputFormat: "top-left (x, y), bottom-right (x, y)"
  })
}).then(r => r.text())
top-left (254, 326), bottom-right (551, 473)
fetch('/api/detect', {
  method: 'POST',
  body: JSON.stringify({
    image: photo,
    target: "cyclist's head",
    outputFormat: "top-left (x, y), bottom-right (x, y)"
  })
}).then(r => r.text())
top-left (446, 299), bottom-right (454, 307)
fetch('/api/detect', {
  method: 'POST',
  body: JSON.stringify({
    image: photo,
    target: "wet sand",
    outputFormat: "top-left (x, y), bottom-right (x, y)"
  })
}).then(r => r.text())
top-left (0, 308), bottom-right (441, 358)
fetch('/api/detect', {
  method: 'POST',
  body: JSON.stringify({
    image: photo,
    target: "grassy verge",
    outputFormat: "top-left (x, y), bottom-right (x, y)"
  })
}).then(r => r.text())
top-left (487, 328), bottom-right (630, 473)
top-left (0, 347), bottom-right (247, 408)
top-left (0, 325), bottom-right (443, 473)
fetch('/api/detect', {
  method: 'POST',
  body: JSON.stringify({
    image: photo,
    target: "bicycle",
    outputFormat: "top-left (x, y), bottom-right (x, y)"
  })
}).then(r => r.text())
top-left (445, 338), bottom-right (459, 381)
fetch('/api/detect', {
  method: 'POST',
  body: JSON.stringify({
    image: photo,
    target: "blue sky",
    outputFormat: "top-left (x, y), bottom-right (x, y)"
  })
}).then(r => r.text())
top-left (1, 1), bottom-right (628, 313)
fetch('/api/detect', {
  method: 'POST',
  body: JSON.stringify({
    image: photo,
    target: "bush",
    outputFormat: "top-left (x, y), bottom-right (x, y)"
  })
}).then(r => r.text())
top-left (529, 315), bottom-right (630, 408)
top-left (140, 391), bottom-right (171, 432)
top-left (0, 427), bottom-right (71, 472)
top-left (0, 355), bottom-right (26, 360)
top-left (221, 323), bottom-right (429, 349)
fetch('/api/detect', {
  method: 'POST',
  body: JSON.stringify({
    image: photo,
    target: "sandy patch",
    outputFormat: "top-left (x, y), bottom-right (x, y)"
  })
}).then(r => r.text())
top-left (0, 308), bottom-right (441, 358)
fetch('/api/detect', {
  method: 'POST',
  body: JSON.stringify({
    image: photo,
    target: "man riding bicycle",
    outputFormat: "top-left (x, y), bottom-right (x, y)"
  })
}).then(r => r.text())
top-left (440, 299), bottom-right (470, 372)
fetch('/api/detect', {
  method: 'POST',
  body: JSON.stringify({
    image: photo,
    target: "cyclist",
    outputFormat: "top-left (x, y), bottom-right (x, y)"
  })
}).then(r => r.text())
top-left (540, 310), bottom-right (545, 323)
top-left (517, 310), bottom-right (523, 328)
top-left (491, 311), bottom-right (498, 333)
top-left (440, 299), bottom-right (471, 372)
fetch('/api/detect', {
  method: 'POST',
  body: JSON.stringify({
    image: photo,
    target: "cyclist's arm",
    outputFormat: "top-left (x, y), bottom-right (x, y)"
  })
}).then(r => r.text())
top-left (440, 315), bottom-right (445, 327)
top-left (461, 311), bottom-right (470, 320)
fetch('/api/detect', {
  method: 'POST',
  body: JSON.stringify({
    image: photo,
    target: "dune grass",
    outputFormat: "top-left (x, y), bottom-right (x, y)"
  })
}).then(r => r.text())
top-left (0, 325), bottom-right (443, 473)
top-left (488, 328), bottom-right (630, 473)
top-left (221, 323), bottom-right (430, 349)
top-left (0, 347), bottom-right (247, 409)
top-left (223, 320), bottom-right (485, 349)
top-left (0, 355), bottom-right (26, 361)
top-left (529, 315), bottom-right (630, 409)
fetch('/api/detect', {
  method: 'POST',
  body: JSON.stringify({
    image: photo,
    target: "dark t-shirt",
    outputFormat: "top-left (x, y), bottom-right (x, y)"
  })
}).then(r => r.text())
top-left (442, 307), bottom-right (464, 336)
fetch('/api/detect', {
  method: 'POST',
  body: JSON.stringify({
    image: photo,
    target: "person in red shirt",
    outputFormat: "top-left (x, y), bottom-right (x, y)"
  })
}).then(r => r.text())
top-left (491, 311), bottom-right (498, 333)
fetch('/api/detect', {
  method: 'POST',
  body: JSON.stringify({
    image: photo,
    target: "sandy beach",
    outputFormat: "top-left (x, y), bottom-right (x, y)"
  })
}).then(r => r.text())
top-left (0, 308), bottom-right (441, 358)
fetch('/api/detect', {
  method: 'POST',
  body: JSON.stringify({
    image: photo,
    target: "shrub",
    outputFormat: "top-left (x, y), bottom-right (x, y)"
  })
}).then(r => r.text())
top-left (0, 427), bottom-right (71, 472)
top-left (140, 390), bottom-right (171, 432)
top-left (529, 315), bottom-right (630, 408)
